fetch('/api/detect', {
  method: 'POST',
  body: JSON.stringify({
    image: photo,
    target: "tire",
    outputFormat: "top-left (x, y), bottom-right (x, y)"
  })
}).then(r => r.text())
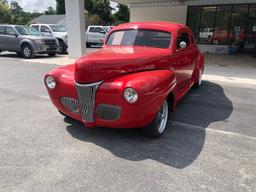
top-left (48, 52), bottom-right (56, 57)
top-left (86, 43), bottom-right (91, 48)
top-left (194, 68), bottom-right (203, 88)
top-left (21, 44), bottom-right (35, 59)
top-left (58, 40), bottom-right (67, 54)
top-left (142, 100), bottom-right (169, 138)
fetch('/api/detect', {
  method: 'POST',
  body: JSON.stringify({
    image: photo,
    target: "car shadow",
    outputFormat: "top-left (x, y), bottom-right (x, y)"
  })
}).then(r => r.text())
top-left (65, 81), bottom-right (233, 169)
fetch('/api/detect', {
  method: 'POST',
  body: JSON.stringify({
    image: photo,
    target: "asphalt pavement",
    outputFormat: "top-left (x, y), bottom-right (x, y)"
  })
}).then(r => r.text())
top-left (0, 54), bottom-right (256, 192)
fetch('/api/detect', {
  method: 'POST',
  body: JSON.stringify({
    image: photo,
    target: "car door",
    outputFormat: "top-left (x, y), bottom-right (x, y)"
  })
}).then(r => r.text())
top-left (5, 26), bottom-right (20, 52)
top-left (89, 27), bottom-right (106, 44)
top-left (40, 25), bottom-right (52, 36)
top-left (172, 30), bottom-right (196, 91)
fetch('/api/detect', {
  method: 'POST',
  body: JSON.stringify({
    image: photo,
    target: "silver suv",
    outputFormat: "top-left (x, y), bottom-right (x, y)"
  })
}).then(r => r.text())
top-left (0, 25), bottom-right (59, 59)
top-left (30, 24), bottom-right (68, 54)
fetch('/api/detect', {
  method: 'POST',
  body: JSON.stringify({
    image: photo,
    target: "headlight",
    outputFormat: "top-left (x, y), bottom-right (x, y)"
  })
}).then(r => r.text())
top-left (34, 39), bottom-right (43, 44)
top-left (124, 88), bottom-right (138, 103)
top-left (45, 76), bottom-right (56, 89)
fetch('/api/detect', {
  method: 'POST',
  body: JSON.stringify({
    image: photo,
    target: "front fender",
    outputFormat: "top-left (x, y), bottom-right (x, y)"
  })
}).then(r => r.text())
top-left (19, 39), bottom-right (36, 50)
top-left (95, 70), bottom-right (176, 128)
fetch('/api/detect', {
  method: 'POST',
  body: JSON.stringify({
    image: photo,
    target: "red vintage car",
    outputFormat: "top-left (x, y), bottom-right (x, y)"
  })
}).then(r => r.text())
top-left (45, 22), bottom-right (204, 138)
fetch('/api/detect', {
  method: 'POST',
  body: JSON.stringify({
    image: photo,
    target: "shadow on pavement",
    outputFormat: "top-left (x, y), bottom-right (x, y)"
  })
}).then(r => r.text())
top-left (66, 81), bottom-right (233, 168)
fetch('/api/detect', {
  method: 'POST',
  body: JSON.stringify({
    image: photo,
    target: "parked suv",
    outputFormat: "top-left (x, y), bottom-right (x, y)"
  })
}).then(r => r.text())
top-left (30, 24), bottom-right (68, 54)
top-left (0, 25), bottom-right (59, 58)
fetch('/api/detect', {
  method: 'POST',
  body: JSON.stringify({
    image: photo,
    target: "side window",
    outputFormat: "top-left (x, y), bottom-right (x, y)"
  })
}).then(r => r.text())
top-left (95, 27), bottom-right (105, 34)
top-left (177, 32), bottom-right (190, 49)
top-left (0, 26), bottom-right (5, 35)
top-left (31, 25), bottom-right (39, 31)
top-left (41, 25), bottom-right (51, 33)
top-left (6, 27), bottom-right (17, 36)
top-left (89, 27), bottom-right (95, 33)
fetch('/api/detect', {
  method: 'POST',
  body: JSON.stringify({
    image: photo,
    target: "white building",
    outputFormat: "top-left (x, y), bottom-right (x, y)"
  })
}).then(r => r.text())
top-left (65, 0), bottom-right (256, 58)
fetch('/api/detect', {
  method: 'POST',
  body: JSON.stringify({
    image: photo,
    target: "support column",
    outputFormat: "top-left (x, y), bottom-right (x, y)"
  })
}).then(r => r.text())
top-left (65, 0), bottom-right (86, 58)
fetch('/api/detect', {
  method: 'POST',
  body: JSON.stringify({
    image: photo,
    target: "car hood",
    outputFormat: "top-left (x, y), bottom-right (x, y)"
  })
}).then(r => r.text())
top-left (52, 32), bottom-right (67, 37)
top-left (20, 35), bottom-right (56, 40)
top-left (75, 46), bottom-right (171, 83)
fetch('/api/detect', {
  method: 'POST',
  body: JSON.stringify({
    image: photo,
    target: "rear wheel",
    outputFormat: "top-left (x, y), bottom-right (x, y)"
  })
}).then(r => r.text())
top-left (21, 44), bottom-right (35, 59)
top-left (142, 100), bottom-right (169, 138)
top-left (86, 43), bottom-right (91, 48)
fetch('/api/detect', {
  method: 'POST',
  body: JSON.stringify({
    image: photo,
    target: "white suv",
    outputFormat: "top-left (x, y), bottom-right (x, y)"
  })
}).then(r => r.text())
top-left (31, 24), bottom-right (68, 54)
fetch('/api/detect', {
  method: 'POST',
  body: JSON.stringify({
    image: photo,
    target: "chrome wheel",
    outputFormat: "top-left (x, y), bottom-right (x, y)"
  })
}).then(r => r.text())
top-left (157, 101), bottom-right (168, 134)
top-left (23, 47), bottom-right (31, 58)
top-left (198, 69), bottom-right (202, 86)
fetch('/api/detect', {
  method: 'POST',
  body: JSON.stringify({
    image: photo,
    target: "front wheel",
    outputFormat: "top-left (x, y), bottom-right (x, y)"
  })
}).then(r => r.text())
top-left (21, 44), bottom-right (35, 59)
top-left (58, 40), bottom-right (67, 54)
top-left (194, 68), bottom-right (203, 88)
top-left (142, 100), bottom-right (169, 138)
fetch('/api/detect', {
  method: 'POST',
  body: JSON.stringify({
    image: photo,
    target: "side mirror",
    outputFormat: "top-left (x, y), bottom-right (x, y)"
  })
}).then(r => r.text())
top-left (179, 41), bottom-right (187, 49)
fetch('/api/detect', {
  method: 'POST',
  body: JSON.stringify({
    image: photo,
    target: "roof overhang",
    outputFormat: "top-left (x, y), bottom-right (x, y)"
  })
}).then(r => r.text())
top-left (113, 0), bottom-right (182, 4)
top-left (113, 0), bottom-right (256, 7)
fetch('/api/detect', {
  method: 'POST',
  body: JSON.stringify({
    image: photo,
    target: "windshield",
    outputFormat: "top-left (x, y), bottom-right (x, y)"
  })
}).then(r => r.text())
top-left (49, 25), bottom-right (66, 32)
top-left (103, 26), bottom-right (111, 32)
top-left (26, 26), bottom-right (41, 36)
top-left (15, 26), bottom-right (41, 36)
top-left (106, 29), bottom-right (171, 49)
top-left (15, 26), bottom-right (29, 35)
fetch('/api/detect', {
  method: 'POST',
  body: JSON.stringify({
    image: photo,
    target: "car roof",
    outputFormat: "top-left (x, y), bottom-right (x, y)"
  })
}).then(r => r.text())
top-left (113, 21), bottom-right (189, 33)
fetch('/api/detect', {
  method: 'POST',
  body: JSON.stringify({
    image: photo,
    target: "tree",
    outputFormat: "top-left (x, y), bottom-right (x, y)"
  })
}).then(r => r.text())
top-left (45, 6), bottom-right (56, 15)
top-left (91, 0), bottom-right (113, 25)
top-left (113, 4), bottom-right (130, 25)
top-left (0, 0), bottom-right (11, 23)
top-left (56, 0), bottom-right (65, 14)
top-left (10, 1), bottom-right (25, 24)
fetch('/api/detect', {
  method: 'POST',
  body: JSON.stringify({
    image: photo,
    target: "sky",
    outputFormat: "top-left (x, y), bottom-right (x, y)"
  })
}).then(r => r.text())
top-left (7, 0), bottom-right (118, 13)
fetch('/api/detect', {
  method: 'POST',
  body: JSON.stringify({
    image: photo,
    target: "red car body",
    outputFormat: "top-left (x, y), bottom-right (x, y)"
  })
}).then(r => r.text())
top-left (45, 22), bottom-right (204, 136)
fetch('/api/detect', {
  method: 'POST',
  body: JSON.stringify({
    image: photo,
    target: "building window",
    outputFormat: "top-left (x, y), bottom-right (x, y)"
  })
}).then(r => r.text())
top-left (187, 4), bottom-right (256, 50)
top-left (199, 6), bottom-right (216, 44)
top-left (213, 5), bottom-right (232, 45)
top-left (187, 6), bottom-right (201, 41)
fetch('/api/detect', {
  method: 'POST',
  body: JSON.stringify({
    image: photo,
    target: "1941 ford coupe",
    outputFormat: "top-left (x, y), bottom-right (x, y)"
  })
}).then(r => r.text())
top-left (44, 22), bottom-right (204, 138)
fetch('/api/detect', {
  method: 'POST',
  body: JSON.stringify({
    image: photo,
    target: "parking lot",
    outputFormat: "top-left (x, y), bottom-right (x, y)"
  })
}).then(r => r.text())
top-left (0, 52), bottom-right (256, 192)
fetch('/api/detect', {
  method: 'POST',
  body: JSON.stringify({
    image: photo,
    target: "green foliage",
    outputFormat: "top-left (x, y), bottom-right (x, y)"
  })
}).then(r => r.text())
top-left (113, 4), bottom-right (130, 25)
top-left (56, 0), bottom-right (65, 14)
top-left (45, 6), bottom-right (56, 15)
top-left (0, 0), bottom-right (11, 23)
top-left (0, 1), bottom-right (42, 25)
top-left (91, 0), bottom-right (113, 25)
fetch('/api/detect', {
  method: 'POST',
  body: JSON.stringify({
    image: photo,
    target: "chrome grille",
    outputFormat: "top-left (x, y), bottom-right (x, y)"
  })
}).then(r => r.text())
top-left (75, 81), bottom-right (102, 122)
top-left (60, 97), bottom-right (79, 114)
top-left (97, 104), bottom-right (121, 121)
